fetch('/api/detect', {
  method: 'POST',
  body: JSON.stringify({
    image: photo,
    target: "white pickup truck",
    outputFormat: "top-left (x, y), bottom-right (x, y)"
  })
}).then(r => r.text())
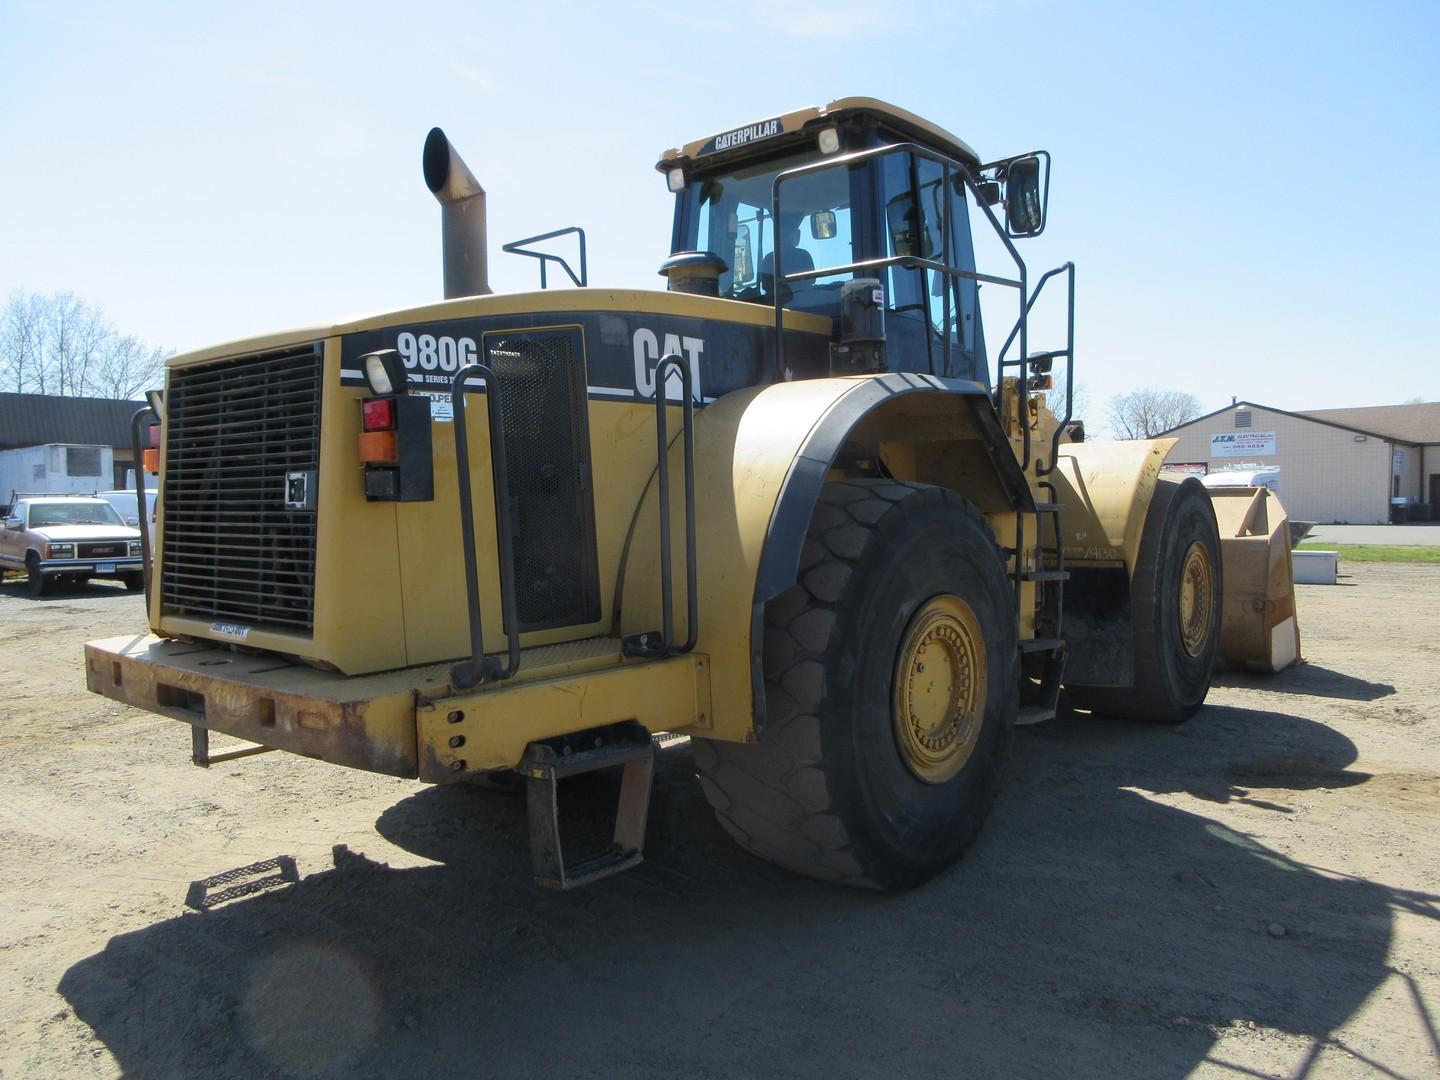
top-left (0, 496), bottom-right (143, 596)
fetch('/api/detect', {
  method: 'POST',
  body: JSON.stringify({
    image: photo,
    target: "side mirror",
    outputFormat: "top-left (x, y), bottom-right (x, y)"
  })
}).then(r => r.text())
top-left (1004, 155), bottom-right (1047, 237)
top-left (810, 210), bottom-right (837, 240)
top-left (3, 516), bottom-right (21, 530)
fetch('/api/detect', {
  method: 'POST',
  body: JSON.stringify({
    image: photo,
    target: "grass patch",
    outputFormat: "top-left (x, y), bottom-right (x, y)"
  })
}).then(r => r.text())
top-left (1296, 543), bottom-right (1440, 564)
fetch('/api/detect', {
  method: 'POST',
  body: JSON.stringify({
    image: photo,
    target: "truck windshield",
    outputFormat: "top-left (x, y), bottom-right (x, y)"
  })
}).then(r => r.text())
top-left (28, 502), bottom-right (126, 527)
top-left (680, 151), bottom-right (855, 311)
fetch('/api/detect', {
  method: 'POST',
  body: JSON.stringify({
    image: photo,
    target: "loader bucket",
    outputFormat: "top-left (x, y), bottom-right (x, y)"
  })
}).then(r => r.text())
top-left (1208, 487), bottom-right (1302, 673)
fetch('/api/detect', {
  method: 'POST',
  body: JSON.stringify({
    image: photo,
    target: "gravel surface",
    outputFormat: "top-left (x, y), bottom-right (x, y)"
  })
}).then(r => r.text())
top-left (1, 564), bottom-right (1437, 1079)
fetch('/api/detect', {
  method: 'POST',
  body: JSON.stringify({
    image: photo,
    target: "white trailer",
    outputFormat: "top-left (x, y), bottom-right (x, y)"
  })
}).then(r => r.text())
top-left (1, 444), bottom-right (114, 509)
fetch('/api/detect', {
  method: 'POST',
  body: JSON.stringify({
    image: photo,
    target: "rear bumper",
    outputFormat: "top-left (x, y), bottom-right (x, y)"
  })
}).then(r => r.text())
top-left (84, 635), bottom-right (422, 776)
top-left (84, 634), bottom-right (714, 779)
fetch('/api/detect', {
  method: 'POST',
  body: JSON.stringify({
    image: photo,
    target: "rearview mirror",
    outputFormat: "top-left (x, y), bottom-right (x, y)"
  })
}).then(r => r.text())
top-left (1005, 156), bottom-right (1046, 237)
top-left (734, 224), bottom-right (753, 283)
top-left (810, 210), bottom-right (837, 240)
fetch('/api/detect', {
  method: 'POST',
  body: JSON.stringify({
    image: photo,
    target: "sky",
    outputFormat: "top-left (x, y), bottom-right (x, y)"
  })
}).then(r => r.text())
top-left (2, 0), bottom-right (1437, 427)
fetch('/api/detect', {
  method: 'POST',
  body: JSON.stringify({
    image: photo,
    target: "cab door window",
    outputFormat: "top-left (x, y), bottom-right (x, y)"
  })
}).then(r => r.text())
top-left (877, 151), bottom-right (983, 380)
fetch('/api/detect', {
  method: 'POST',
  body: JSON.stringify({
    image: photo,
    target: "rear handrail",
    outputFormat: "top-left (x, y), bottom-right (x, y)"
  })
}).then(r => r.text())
top-left (449, 364), bottom-right (521, 689)
top-left (627, 354), bottom-right (698, 657)
top-left (129, 406), bottom-right (158, 602)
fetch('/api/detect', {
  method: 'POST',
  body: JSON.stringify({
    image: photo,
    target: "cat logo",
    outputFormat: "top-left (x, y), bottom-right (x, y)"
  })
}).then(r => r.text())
top-left (632, 328), bottom-right (704, 402)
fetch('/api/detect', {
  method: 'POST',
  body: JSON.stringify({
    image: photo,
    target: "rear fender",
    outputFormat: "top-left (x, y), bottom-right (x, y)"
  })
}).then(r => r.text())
top-left (617, 373), bottom-right (1027, 743)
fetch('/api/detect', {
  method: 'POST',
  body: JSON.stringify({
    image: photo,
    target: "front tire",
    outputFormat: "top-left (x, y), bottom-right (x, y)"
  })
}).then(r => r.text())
top-left (25, 554), bottom-right (49, 597)
top-left (122, 572), bottom-right (144, 592)
top-left (693, 480), bottom-right (1018, 890)
top-left (1067, 477), bottom-right (1222, 722)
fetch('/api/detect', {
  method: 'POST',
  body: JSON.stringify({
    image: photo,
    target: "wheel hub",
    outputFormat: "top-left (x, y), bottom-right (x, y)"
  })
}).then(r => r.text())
top-left (1178, 540), bottom-right (1214, 657)
top-left (893, 595), bottom-right (987, 784)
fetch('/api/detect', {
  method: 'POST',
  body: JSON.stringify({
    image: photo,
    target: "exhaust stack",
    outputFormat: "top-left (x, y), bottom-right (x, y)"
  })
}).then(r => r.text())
top-left (423, 127), bottom-right (491, 298)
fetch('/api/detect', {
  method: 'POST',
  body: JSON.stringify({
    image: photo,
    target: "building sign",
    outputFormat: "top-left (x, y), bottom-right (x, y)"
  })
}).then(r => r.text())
top-left (1210, 431), bottom-right (1276, 458)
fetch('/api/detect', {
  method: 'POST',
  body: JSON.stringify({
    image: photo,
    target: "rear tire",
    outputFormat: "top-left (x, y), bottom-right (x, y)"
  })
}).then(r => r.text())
top-left (25, 554), bottom-right (49, 597)
top-left (122, 572), bottom-right (144, 592)
top-left (1067, 477), bottom-right (1222, 722)
top-left (693, 480), bottom-right (1017, 890)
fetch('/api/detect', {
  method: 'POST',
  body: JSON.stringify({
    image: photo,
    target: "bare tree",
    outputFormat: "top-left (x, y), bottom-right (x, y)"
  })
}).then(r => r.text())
top-left (1107, 388), bottom-right (1201, 439)
top-left (1, 290), bottom-right (167, 399)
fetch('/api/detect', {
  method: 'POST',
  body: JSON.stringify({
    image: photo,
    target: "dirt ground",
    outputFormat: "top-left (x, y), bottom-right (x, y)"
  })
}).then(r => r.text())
top-left (1, 564), bottom-right (1438, 1079)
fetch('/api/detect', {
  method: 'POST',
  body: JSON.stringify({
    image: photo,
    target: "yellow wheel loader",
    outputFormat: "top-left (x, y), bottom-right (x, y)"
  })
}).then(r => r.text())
top-left (85, 98), bottom-right (1299, 890)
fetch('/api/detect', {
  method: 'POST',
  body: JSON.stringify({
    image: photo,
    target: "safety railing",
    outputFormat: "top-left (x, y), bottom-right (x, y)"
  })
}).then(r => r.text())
top-left (449, 363), bottom-right (521, 689)
top-left (995, 261), bottom-right (1075, 477)
top-left (502, 226), bottom-right (588, 289)
top-left (624, 354), bottom-right (698, 658)
top-left (769, 143), bottom-right (1031, 441)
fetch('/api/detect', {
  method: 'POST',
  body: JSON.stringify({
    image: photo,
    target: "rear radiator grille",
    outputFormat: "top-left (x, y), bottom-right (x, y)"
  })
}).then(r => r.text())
top-left (161, 344), bottom-right (323, 632)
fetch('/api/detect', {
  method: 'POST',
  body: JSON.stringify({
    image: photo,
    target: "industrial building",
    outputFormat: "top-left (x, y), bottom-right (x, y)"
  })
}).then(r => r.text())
top-left (1159, 400), bottom-right (1440, 524)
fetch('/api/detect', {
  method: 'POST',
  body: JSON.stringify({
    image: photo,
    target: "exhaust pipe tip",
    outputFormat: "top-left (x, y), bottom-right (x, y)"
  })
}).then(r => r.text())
top-left (423, 127), bottom-right (490, 298)
top-left (423, 127), bottom-right (483, 203)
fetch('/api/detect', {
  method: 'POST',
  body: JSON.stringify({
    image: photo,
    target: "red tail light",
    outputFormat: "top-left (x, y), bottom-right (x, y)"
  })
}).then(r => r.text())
top-left (362, 398), bottom-right (396, 431)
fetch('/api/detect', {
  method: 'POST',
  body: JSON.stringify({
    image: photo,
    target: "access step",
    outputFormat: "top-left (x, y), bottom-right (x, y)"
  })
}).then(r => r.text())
top-left (1019, 637), bottom-right (1064, 654)
top-left (1032, 502), bottom-right (1064, 513)
top-left (1016, 705), bottom-right (1055, 726)
top-left (1022, 569), bottom-right (1070, 583)
top-left (522, 722), bottom-right (655, 890)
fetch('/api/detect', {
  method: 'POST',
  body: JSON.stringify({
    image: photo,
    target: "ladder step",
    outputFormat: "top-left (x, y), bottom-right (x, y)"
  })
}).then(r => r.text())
top-left (1022, 569), bottom-right (1070, 583)
top-left (1032, 502), bottom-right (1063, 513)
top-left (524, 723), bottom-right (655, 890)
top-left (529, 735), bottom-right (654, 781)
top-left (1016, 705), bottom-right (1055, 726)
top-left (1019, 637), bottom-right (1064, 654)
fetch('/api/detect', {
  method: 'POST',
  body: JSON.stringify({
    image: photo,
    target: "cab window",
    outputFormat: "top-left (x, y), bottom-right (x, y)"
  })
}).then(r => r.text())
top-left (687, 152), bottom-right (856, 315)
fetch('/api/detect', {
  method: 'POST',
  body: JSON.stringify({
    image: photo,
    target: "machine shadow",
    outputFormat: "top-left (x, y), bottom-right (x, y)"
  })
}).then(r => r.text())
top-left (1213, 660), bottom-right (1395, 703)
top-left (0, 577), bottom-right (135, 601)
top-left (60, 708), bottom-right (1423, 1079)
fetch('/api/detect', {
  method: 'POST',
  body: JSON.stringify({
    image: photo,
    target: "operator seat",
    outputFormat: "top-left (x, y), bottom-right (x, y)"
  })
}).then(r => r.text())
top-left (759, 245), bottom-right (814, 299)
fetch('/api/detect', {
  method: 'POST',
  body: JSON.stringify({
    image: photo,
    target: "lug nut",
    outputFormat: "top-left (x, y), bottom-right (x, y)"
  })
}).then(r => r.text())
top-left (450, 759), bottom-right (466, 772)
top-left (448, 735), bottom-right (465, 748)
top-left (447, 710), bottom-right (464, 723)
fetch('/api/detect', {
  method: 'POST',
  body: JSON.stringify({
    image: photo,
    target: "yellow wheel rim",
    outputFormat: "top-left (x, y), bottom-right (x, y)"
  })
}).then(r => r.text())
top-left (1177, 541), bottom-right (1214, 657)
top-left (892, 595), bottom-right (988, 785)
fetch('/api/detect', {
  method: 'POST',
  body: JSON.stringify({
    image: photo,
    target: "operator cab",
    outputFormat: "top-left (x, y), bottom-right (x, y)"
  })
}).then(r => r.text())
top-left (658, 98), bottom-right (1046, 386)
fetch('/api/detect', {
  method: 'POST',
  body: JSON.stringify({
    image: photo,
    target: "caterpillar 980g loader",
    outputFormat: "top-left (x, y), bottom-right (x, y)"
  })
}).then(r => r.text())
top-left (85, 98), bottom-right (1299, 890)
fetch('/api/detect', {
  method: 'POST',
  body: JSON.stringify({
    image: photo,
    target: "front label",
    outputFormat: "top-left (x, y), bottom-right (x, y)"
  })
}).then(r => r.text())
top-left (698, 117), bottom-right (783, 156)
top-left (210, 622), bottom-right (251, 641)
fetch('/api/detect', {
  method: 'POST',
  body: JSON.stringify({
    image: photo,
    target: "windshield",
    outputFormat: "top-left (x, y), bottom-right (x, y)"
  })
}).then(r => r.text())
top-left (27, 501), bottom-right (126, 528)
top-left (681, 151), bottom-right (855, 310)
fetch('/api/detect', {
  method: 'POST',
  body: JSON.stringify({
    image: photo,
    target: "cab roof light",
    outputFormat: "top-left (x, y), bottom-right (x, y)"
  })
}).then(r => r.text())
top-left (817, 127), bottom-right (840, 155)
top-left (666, 167), bottom-right (687, 193)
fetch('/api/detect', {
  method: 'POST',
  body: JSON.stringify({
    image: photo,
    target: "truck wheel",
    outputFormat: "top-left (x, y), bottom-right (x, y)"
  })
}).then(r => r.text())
top-left (1067, 476), bottom-right (1221, 722)
top-left (692, 480), bottom-right (1017, 890)
top-left (122, 572), bottom-right (144, 592)
top-left (25, 554), bottom-right (49, 597)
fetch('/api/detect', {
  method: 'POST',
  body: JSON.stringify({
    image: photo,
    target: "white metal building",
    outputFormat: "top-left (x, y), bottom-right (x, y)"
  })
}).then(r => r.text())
top-left (1158, 400), bottom-right (1440, 524)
